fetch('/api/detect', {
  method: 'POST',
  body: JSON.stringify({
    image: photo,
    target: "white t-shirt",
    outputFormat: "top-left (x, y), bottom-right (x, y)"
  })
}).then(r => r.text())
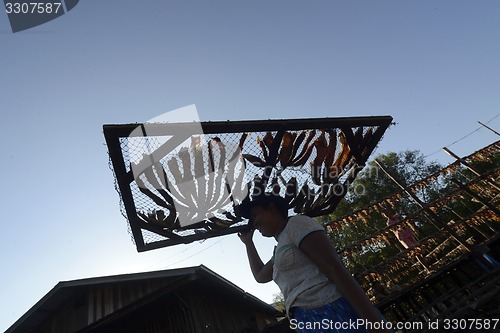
top-left (272, 214), bottom-right (342, 316)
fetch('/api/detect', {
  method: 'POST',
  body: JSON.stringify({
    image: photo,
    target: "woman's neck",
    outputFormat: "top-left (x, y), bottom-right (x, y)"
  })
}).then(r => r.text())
top-left (273, 217), bottom-right (288, 241)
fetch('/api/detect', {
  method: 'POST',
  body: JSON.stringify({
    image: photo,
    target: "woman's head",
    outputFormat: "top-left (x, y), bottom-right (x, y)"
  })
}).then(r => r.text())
top-left (239, 192), bottom-right (289, 237)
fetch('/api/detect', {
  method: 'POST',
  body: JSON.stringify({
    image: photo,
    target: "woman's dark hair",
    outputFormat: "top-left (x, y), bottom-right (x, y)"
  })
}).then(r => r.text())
top-left (239, 192), bottom-right (289, 220)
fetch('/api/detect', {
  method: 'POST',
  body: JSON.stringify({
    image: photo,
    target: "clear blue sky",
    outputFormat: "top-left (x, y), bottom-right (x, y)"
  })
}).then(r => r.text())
top-left (1, 1), bottom-right (499, 331)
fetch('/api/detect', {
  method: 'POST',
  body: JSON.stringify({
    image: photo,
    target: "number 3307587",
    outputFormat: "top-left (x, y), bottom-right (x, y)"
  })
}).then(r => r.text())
top-left (5, 3), bottom-right (62, 14)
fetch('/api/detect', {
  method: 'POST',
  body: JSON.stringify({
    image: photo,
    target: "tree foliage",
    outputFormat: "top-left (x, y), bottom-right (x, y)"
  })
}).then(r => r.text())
top-left (271, 292), bottom-right (285, 313)
top-left (336, 150), bottom-right (442, 217)
top-left (317, 150), bottom-right (445, 272)
top-left (320, 147), bottom-right (499, 280)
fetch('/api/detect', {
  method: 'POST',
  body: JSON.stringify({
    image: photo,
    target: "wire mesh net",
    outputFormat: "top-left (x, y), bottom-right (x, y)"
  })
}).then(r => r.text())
top-left (104, 117), bottom-right (392, 251)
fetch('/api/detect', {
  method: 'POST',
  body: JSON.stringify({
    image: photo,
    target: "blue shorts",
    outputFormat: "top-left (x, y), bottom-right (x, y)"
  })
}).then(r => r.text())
top-left (290, 297), bottom-right (370, 333)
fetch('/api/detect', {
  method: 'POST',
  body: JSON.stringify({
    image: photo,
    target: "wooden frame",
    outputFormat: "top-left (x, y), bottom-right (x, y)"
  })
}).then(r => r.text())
top-left (104, 116), bottom-right (393, 251)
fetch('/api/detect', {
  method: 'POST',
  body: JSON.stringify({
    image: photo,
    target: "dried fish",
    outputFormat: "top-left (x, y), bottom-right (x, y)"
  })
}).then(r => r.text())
top-left (243, 154), bottom-right (266, 167)
top-left (354, 126), bottom-right (364, 144)
top-left (270, 176), bottom-right (281, 195)
top-left (284, 177), bottom-right (298, 203)
top-left (135, 173), bottom-right (172, 209)
top-left (291, 131), bottom-right (306, 161)
top-left (257, 135), bottom-right (269, 162)
top-left (334, 131), bottom-right (352, 170)
top-left (138, 209), bottom-right (177, 229)
top-left (231, 132), bottom-right (248, 162)
top-left (323, 129), bottom-right (338, 183)
top-left (310, 162), bottom-right (322, 186)
top-left (143, 164), bottom-right (174, 207)
top-left (263, 131), bottom-right (274, 150)
top-left (291, 130), bottom-right (316, 166)
top-left (290, 183), bottom-right (311, 213)
top-left (279, 131), bottom-right (295, 168)
top-left (191, 136), bottom-right (205, 178)
top-left (310, 131), bottom-right (327, 185)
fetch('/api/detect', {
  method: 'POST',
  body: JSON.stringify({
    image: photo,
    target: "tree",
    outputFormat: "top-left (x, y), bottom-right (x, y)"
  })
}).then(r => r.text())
top-left (317, 150), bottom-right (445, 273)
top-left (316, 146), bottom-right (500, 293)
top-left (272, 292), bottom-right (285, 313)
top-left (320, 150), bottom-right (442, 226)
top-left (348, 150), bottom-right (443, 211)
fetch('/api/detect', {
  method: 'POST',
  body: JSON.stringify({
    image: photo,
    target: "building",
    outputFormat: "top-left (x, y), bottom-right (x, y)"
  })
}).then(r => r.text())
top-left (6, 265), bottom-right (285, 333)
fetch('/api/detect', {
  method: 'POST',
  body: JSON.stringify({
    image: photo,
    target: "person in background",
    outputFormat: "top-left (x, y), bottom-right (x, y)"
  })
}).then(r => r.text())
top-left (382, 208), bottom-right (419, 249)
top-left (238, 192), bottom-right (390, 333)
top-left (382, 208), bottom-right (431, 274)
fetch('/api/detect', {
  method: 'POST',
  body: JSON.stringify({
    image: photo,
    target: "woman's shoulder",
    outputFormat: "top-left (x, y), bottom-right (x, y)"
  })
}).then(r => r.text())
top-left (288, 214), bottom-right (322, 225)
top-left (286, 215), bottom-right (325, 244)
